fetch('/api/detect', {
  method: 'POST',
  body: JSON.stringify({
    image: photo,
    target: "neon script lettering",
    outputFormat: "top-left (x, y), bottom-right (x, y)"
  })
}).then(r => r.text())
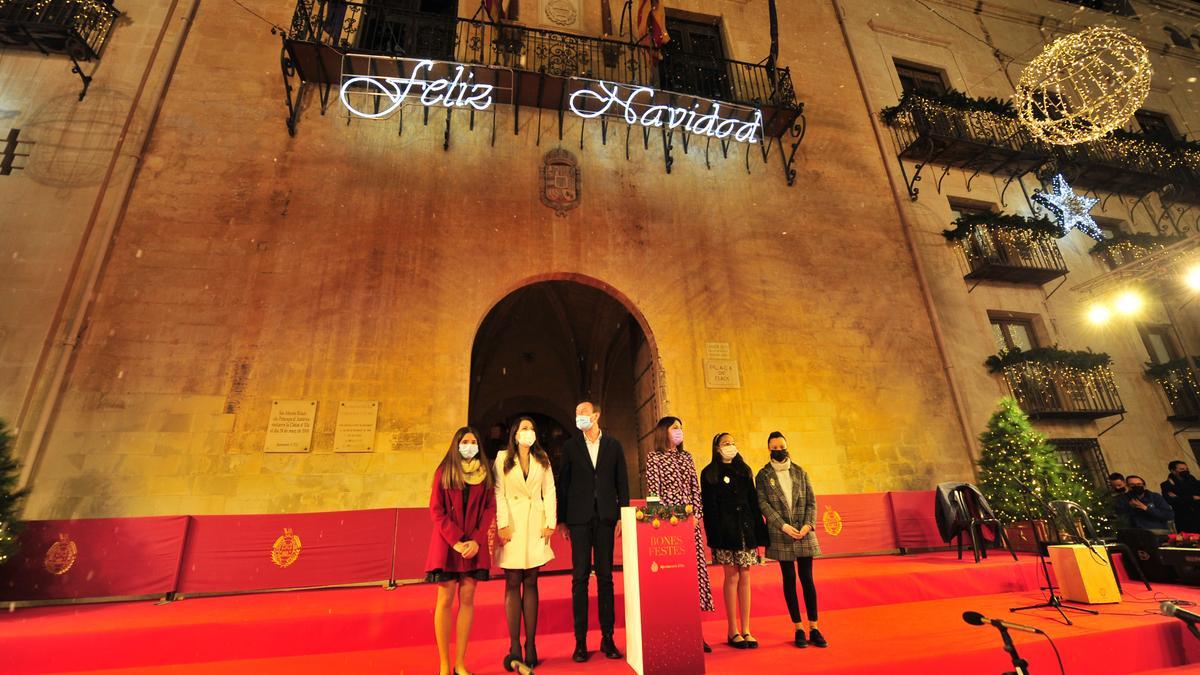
top-left (569, 82), bottom-right (763, 143)
top-left (340, 60), bottom-right (495, 119)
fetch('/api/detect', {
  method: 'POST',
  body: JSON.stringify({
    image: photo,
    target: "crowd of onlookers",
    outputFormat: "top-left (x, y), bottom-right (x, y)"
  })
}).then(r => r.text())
top-left (1108, 460), bottom-right (1200, 534)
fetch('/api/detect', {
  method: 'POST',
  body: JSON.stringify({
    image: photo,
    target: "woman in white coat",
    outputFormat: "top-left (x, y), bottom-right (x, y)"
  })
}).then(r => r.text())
top-left (495, 416), bottom-right (557, 671)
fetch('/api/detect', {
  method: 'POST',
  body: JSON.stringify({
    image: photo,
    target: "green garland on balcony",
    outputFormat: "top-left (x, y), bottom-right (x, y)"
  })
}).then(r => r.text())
top-left (1144, 355), bottom-right (1200, 379)
top-left (1089, 232), bottom-right (1183, 256)
top-left (880, 89), bottom-right (1016, 125)
top-left (985, 346), bottom-right (1112, 374)
top-left (942, 212), bottom-right (1066, 241)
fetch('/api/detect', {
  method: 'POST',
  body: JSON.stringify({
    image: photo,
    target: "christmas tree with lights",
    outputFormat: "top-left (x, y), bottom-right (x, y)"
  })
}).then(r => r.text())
top-left (0, 421), bottom-right (25, 569)
top-left (977, 398), bottom-right (1111, 533)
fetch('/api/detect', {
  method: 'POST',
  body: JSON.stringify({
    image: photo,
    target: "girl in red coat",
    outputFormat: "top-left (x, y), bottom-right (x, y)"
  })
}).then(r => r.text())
top-left (427, 426), bottom-right (497, 675)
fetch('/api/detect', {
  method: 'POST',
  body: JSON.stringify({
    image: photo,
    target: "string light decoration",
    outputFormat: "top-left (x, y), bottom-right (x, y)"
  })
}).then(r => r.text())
top-left (1090, 233), bottom-right (1182, 269)
top-left (0, 421), bottom-right (25, 570)
top-left (1033, 174), bottom-right (1102, 241)
top-left (1015, 26), bottom-right (1151, 146)
top-left (976, 397), bottom-right (1112, 532)
top-left (1146, 358), bottom-right (1200, 411)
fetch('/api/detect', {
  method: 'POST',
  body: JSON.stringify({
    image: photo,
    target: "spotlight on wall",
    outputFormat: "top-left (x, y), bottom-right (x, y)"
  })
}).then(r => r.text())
top-left (1114, 290), bottom-right (1144, 316)
top-left (1088, 303), bottom-right (1112, 325)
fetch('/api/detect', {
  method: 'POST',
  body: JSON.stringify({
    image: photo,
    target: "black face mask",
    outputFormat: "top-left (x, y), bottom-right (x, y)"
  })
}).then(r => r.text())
top-left (1179, 471), bottom-right (1192, 480)
top-left (1129, 485), bottom-right (1146, 497)
top-left (770, 450), bottom-right (788, 463)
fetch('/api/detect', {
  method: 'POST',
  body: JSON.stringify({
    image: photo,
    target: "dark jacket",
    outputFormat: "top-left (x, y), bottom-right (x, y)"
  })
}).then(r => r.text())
top-left (1116, 489), bottom-right (1175, 532)
top-left (934, 482), bottom-right (1002, 544)
top-left (1161, 475), bottom-right (1200, 529)
top-left (701, 460), bottom-right (768, 552)
top-left (559, 432), bottom-right (630, 525)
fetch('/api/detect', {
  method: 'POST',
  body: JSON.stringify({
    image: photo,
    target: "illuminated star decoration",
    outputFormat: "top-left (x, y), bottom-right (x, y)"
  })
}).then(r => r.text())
top-left (1033, 174), bottom-right (1102, 241)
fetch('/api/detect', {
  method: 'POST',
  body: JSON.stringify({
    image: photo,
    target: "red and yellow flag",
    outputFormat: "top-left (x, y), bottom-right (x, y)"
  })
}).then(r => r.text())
top-left (481, 0), bottom-right (517, 22)
top-left (635, 0), bottom-right (670, 50)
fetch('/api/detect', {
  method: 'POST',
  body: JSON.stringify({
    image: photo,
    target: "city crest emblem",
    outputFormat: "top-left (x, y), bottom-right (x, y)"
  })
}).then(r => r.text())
top-left (44, 534), bottom-right (78, 575)
top-left (539, 148), bottom-right (580, 217)
top-left (271, 528), bottom-right (302, 568)
top-left (822, 506), bottom-right (843, 537)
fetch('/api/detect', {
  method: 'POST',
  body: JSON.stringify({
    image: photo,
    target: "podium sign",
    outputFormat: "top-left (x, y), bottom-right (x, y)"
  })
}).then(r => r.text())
top-left (621, 500), bottom-right (705, 675)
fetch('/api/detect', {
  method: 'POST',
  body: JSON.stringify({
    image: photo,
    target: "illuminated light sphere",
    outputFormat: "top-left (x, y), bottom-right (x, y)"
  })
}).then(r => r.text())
top-left (1033, 174), bottom-right (1101, 241)
top-left (1015, 26), bottom-right (1151, 145)
top-left (1185, 266), bottom-right (1200, 291)
top-left (1113, 290), bottom-right (1144, 316)
top-left (1087, 304), bottom-right (1112, 325)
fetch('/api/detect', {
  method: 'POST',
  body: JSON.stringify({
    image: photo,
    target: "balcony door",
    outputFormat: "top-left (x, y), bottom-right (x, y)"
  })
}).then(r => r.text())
top-left (659, 16), bottom-right (731, 102)
top-left (356, 0), bottom-right (457, 58)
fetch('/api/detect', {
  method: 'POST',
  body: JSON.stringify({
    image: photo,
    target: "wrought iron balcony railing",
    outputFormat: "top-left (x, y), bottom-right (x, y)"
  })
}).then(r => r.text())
top-left (0, 0), bottom-right (118, 60)
top-left (884, 94), bottom-right (1200, 206)
top-left (1148, 362), bottom-right (1200, 422)
top-left (957, 225), bottom-right (1068, 284)
top-left (285, 0), bottom-right (801, 116)
top-left (884, 95), bottom-right (1049, 201)
top-left (999, 360), bottom-right (1124, 419)
top-left (0, 0), bottom-right (119, 99)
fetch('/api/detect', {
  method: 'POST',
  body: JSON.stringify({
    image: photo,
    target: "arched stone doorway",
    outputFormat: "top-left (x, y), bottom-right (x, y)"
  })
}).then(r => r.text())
top-left (469, 278), bottom-right (660, 496)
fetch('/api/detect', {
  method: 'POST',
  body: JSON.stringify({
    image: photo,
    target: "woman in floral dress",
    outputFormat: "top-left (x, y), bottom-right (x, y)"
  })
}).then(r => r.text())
top-left (644, 416), bottom-right (715, 652)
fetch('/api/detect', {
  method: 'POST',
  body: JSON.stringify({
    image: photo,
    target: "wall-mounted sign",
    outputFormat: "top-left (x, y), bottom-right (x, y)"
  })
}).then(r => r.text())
top-left (334, 400), bottom-right (379, 453)
top-left (264, 400), bottom-right (317, 452)
top-left (338, 56), bottom-right (765, 146)
top-left (703, 359), bottom-right (741, 389)
top-left (340, 59), bottom-right (497, 119)
top-left (569, 80), bottom-right (764, 143)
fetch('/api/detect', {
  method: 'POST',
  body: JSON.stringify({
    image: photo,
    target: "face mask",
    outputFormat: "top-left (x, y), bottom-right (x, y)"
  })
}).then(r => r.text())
top-left (1180, 471), bottom-right (1191, 479)
top-left (576, 415), bottom-right (593, 431)
top-left (458, 443), bottom-right (479, 459)
top-left (1129, 485), bottom-right (1146, 496)
top-left (669, 428), bottom-right (684, 446)
top-left (719, 445), bottom-right (738, 460)
top-left (516, 429), bottom-right (536, 447)
top-left (770, 450), bottom-right (788, 462)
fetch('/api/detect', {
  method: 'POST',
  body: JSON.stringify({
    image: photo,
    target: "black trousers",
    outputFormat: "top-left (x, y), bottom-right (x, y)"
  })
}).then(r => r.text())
top-left (569, 518), bottom-right (617, 641)
top-left (779, 557), bottom-right (818, 623)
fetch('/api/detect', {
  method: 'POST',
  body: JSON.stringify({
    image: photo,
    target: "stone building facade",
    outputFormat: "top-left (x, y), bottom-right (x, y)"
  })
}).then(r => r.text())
top-left (1, 0), bottom-right (1197, 519)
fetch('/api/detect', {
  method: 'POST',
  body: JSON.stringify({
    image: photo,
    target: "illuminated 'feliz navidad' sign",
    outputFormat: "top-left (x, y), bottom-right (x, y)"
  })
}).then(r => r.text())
top-left (339, 58), bottom-right (764, 144)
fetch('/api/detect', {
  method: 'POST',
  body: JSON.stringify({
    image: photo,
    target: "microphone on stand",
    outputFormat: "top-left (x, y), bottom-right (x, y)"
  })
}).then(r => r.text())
top-left (1161, 601), bottom-right (1200, 641)
top-left (963, 610), bottom-right (1044, 635)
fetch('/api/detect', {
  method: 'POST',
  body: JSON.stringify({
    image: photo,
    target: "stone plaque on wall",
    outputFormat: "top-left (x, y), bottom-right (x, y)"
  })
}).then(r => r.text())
top-left (704, 359), bottom-right (741, 389)
top-left (705, 342), bottom-right (731, 360)
top-left (264, 400), bottom-right (317, 452)
top-left (334, 400), bottom-right (379, 453)
top-left (541, 0), bottom-right (582, 30)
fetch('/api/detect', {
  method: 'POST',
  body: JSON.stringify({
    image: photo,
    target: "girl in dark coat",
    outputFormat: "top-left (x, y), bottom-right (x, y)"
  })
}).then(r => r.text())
top-left (701, 432), bottom-right (768, 650)
top-left (426, 426), bottom-right (498, 675)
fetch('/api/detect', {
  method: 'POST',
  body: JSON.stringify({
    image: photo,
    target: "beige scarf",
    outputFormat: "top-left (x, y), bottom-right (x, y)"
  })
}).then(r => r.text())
top-left (461, 458), bottom-right (486, 486)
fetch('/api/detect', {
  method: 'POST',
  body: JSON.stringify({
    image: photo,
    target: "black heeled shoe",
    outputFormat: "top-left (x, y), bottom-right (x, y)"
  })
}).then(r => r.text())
top-left (524, 641), bottom-right (540, 668)
top-left (503, 654), bottom-right (533, 674)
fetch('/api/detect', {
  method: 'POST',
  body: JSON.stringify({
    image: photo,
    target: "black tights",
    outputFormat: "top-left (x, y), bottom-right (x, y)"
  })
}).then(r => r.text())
top-left (504, 568), bottom-right (541, 652)
top-left (779, 557), bottom-right (818, 623)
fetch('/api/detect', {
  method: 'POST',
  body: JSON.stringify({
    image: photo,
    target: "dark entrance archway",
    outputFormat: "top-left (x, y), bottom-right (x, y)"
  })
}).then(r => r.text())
top-left (469, 278), bottom-right (660, 495)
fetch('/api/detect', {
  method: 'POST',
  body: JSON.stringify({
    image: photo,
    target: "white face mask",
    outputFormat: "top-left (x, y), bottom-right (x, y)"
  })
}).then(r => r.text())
top-left (719, 444), bottom-right (738, 460)
top-left (576, 415), bottom-right (594, 431)
top-left (516, 429), bottom-right (537, 447)
top-left (458, 442), bottom-right (479, 459)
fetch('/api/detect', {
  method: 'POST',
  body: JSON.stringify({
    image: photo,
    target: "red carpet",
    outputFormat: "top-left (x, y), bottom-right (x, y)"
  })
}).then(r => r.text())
top-left (4, 552), bottom-right (1199, 673)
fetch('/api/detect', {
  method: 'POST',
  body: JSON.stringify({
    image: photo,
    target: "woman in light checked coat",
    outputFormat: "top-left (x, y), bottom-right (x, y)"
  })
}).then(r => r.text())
top-left (755, 431), bottom-right (828, 649)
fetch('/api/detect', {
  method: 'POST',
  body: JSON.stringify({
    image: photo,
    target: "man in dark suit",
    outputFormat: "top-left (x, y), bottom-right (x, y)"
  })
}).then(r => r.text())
top-left (559, 400), bottom-right (629, 663)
